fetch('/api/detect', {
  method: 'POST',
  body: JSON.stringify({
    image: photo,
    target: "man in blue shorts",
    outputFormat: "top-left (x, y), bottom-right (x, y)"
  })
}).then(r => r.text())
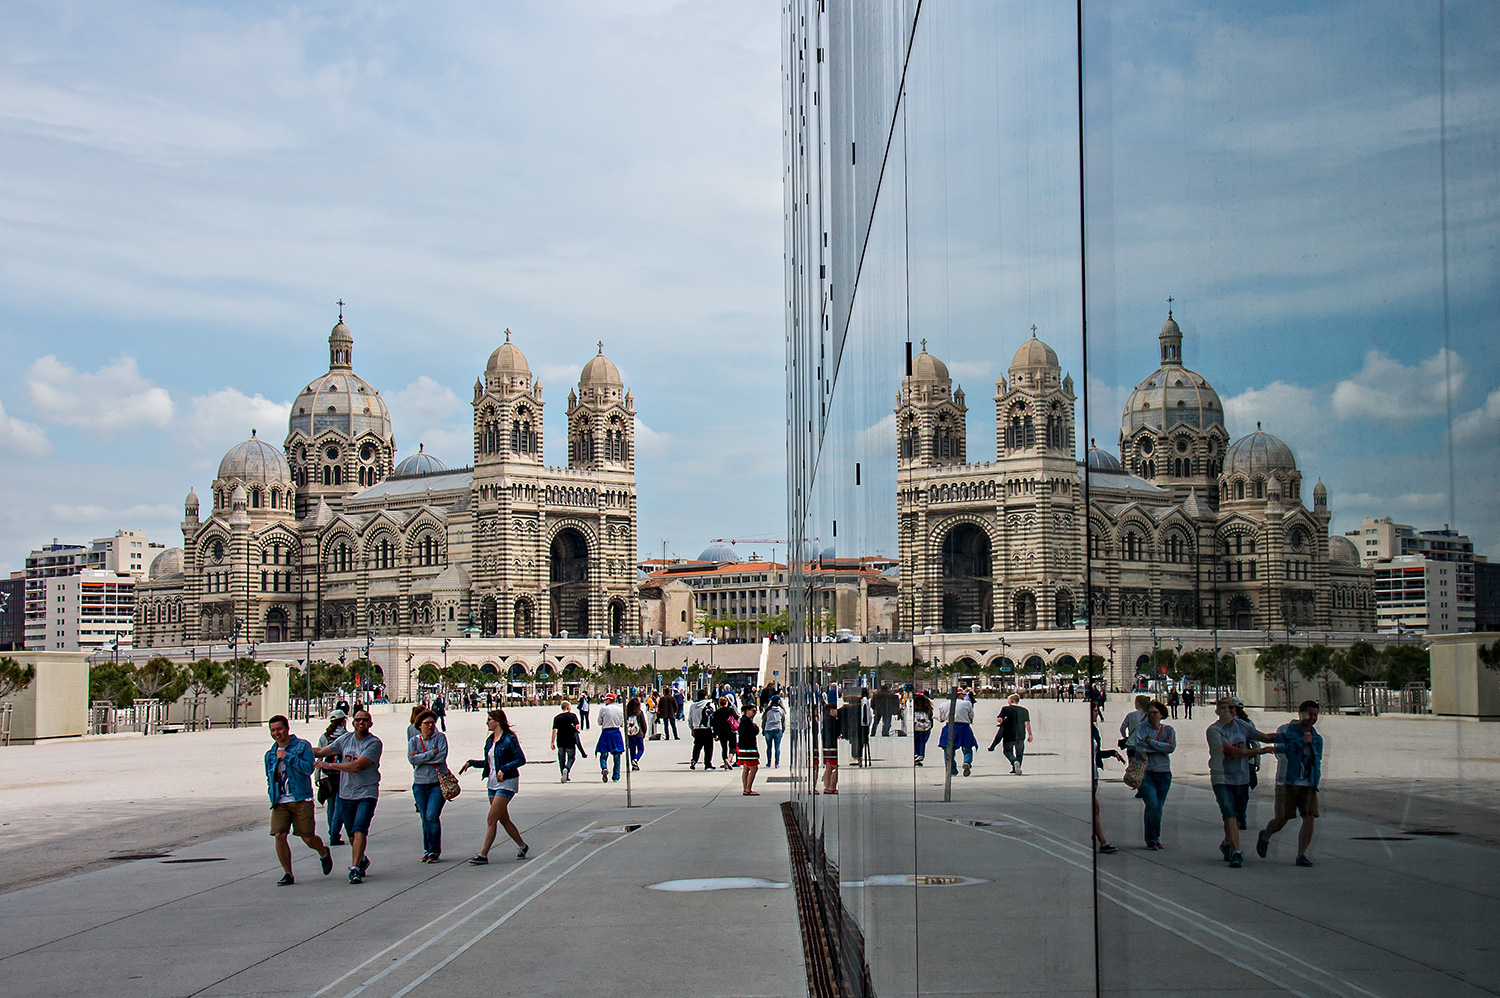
top-left (1206, 697), bottom-right (1273, 867)
top-left (315, 708), bottom-right (383, 884)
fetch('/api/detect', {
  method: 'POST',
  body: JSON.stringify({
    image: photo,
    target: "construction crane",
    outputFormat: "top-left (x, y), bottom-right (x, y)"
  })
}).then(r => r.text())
top-left (710, 537), bottom-right (793, 564)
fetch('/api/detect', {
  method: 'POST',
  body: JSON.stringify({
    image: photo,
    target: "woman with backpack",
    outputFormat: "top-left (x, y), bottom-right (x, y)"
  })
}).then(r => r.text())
top-left (625, 696), bottom-right (648, 771)
top-left (911, 692), bottom-right (934, 766)
top-left (712, 696), bottom-right (739, 770)
top-left (459, 710), bottom-right (529, 863)
top-left (761, 696), bottom-right (785, 768)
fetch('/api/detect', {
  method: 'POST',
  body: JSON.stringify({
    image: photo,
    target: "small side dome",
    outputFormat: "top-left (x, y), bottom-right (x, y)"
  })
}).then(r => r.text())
top-left (149, 547), bottom-right (183, 578)
top-left (1086, 440), bottom-right (1123, 472)
top-left (909, 339), bottom-right (950, 381)
top-left (393, 443), bottom-right (448, 477)
top-left (185, 487), bottom-right (199, 510)
top-left (486, 328), bottom-right (530, 377)
top-left (1328, 534), bottom-right (1360, 566)
top-left (580, 342), bottom-right (622, 386)
top-left (1010, 329), bottom-right (1059, 372)
top-left (1313, 479), bottom-right (1328, 500)
top-left (698, 544), bottom-right (741, 564)
top-left (1224, 425), bottom-right (1297, 478)
top-left (432, 564), bottom-right (471, 591)
top-left (218, 431), bottom-right (292, 485)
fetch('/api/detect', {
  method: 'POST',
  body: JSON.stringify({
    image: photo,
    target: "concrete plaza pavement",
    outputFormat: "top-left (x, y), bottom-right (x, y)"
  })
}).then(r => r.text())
top-left (0, 706), bottom-right (806, 998)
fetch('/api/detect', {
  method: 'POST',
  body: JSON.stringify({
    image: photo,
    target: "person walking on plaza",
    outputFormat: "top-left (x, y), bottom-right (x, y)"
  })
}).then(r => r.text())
top-left (625, 696), bottom-right (647, 771)
top-left (912, 692), bottom-right (933, 766)
top-left (819, 701), bottom-right (840, 794)
top-left (673, 686), bottom-right (686, 739)
top-left (313, 708), bottom-right (382, 884)
top-left (1136, 700), bottom-right (1176, 849)
top-left (317, 710), bottom-right (348, 844)
top-left (1182, 686), bottom-right (1196, 720)
top-left (1167, 687), bottom-right (1180, 719)
top-left (659, 688), bottom-right (680, 740)
top-left (1092, 725), bottom-right (1125, 854)
top-left (688, 689), bottom-right (716, 769)
top-left (578, 691), bottom-right (591, 729)
top-left (1207, 697), bottom-right (1272, 868)
top-left (551, 700), bottom-right (583, 782)
top-left (738, 704), bottom-right (761, 795)
top-left (407, 710), bottom-right (449, 863)
top-left (265, 715), bottom-right (333, 885)
top-left (594, 694), bottom-right (626, 781)
top-left (431, 693), bottom-right (447, 732)
top-left (1120, 693), bottom-right (1150, 768)
top-left (990, 694), bottom-right (1033, 775)
top-left (762, 695), bottom-right (785, 768)
top-left (461, 710), bottom-right (529, 863)
top-left (937, 689), bottom-right (978, 776)
top-left (1256, 701), bottom-right (1324, 867)
top-left (712, 695), bottom-right (739, 770)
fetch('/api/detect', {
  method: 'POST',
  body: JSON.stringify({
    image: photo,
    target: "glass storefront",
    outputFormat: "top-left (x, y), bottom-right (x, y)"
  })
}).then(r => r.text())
top-left (784, 2), bottom-right (1500, 994)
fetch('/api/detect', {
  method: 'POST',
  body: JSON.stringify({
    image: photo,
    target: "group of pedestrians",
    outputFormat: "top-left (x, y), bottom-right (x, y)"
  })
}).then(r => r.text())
top-left (1104, 694), bottom-right (1323, 866)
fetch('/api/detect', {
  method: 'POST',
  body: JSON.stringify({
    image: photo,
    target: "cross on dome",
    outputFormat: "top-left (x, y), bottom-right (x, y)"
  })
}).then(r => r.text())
top-left (337, 298), bottom-right (345, 321)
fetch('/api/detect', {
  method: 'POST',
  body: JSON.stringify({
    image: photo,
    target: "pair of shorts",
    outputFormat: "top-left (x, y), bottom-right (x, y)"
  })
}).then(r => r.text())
top-left (334, 797), bottom-right (378, 836)
top-left (1274, 784), bottom-right (1319, 820)
top-left (270, 800), bottom-right (316, 837)
top-left (489, 777), bottom-right (519, 801)
top-left (821, 749), bottom-right (839, 766)
top-left (738, 749), bottom-right (759, 766)
top-left (1212, 783), bottom-right (1250, 825)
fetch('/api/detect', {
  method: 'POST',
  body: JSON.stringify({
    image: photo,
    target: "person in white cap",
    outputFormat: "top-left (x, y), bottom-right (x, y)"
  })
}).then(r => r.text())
top-left (595, 693), bottom-right (626, 782)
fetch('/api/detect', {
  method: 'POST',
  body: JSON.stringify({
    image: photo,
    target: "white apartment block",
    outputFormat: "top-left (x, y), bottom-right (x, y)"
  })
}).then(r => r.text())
top-left (39, 569), bottom-right (137, 654)
top-left (1373, 555), bottom-right (1474, 634)
top-left (23, 530), bottom-right (158, 649)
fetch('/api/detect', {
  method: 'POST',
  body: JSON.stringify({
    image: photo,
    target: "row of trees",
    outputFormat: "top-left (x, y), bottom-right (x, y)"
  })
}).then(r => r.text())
top-left (1253, 641), bottom-right (1434, 709)
top-left (87, 657), bottom-right (271, 707)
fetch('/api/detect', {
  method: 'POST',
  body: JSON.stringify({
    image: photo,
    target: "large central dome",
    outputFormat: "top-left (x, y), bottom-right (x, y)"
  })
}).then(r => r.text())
top-left (1122, 313), bottom-right (1224, 434)
top-left (288, 318), bottom-right (393, 443)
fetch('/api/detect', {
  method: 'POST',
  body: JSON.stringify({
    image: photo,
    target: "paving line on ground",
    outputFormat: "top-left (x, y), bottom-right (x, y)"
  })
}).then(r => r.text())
top-left (918, 810), bottom-right (1387, 998)
top-left (346, 807), bottom-right (681, 998)
top-left (311, 822), bottom-right (597, 998)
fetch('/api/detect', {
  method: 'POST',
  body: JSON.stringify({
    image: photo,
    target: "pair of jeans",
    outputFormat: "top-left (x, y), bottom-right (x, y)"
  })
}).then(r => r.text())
top-left (628, 734), bottom-right (645, 762)
top-left (914, 730), bottom-right (931, 760)
top-left (579, 711), bottom-right (590, 729)
top-left (411, 782), bottom-right (444, 856)
top-left (691, 729), bottom-right (715, 766)
top-left (764, 730), bottom-right (783, 766)
top-left (1002, 739), bottom-right (1025, 770)
top-left (600, 751), bottom-right (622, 780)
top-left (718, 734), bottom-right (736, 767)
top-left (662, 713), bottom-right (679, 739)
top-left (557, 744), bottom-right (576, 776)
top-left (1140, 770), bottom-right (1172, 844)
top-left (949, 746), bottom-right (974, 775)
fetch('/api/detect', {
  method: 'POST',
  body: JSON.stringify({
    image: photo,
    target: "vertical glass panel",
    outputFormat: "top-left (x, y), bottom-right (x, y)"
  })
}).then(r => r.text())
top-left (1083, 2), bottom-right (1500, 995)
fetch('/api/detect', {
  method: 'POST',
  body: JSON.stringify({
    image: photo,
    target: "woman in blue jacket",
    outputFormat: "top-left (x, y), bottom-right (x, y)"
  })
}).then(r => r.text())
top-left (459, 710), bottom-right (530, 863)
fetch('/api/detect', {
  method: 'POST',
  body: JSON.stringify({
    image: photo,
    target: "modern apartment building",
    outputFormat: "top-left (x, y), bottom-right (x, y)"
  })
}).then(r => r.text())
top-left (1348, 518), bottom-right (1477, 633)
top-left (22, 530), bottom-right (158, 650)
top-left (0, 574), bottom-right (22, 651)
top-left (36, 569), bottom-right (137, 654)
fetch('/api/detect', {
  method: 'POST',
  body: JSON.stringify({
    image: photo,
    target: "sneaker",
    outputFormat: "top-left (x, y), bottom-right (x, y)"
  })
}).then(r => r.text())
top-left (962, 763), bottom-right (971, 777)
top-left (1098, 843), bottom-right (1118, 854)
top-left (1219, 841), bottom-right (1234, 862)
top-left (516, 844), bottom-right (530, 860)
top-left (358, 855), bottom-right (370, 875)
top-left (602, 771), bottom-right (609, 783)
top-left (277, 873), bottom-right (296, 886)
top-left (330, 836), bottom-right (346, 846)
top-left (1296, 855), bottom-right (1314, 867)
top-left (320, 851), bottom-right (334, 876)
top-left (1256, 833), bottom-right (1269, 859)
top-left (468, 854), bottom-right (489, 865)
top-left (348, 868), bottom-right (363, 884)
top-left (689, 764), bottom-right (695, 770)
top-left (1229, 852), bottom-right (1244, 868)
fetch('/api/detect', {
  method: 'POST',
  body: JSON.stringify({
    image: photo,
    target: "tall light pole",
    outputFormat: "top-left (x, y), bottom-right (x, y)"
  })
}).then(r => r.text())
top-left (230, 618), bottom-right (242, 729)
top-left (304, 635), bottom-right (314, 721)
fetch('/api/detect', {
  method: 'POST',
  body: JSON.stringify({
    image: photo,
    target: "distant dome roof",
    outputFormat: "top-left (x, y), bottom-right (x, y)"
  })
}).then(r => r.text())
top-left (909, 339), bottom-right (950, 381)
top-left (487, 329), bottom-right (530, 377)
top-left (698, 544), bottom-right (741, 564)
top-left (1010, 332), bottom-right (1059, 371)
top-left (580, 344), bottom-right (622, 386)
top-left (149, 547), bottom-right (183, 578)
top-left (288, 316), bottom-right (391, 444)
top-left (1328, 535), bottom-right (1360, 566)
top-left (1086, 442), bottom-right (1123, 471)
top-left (218, 432), bottom-right (292, 485)
top-left (393, 444), bottom-right (448, 477)
top-left (1224, 426), bottom-right (1297, 477)
top-left (1122, 311), bottom-right (1224, 435)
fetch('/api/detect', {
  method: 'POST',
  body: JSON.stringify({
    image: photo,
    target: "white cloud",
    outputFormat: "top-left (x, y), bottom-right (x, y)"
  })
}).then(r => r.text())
top-left (1221, 381), bottom-right (1324, 442)
top-left (50, 502), bottom-right (178, 525)
top-left (0, 398), bottom-right (50, 455)
top-left (27, 355), bottom-right (174, 436)
top-left (181, 388), bottom-right (291, 450)
top-left (634, 419), bottom-right (672, 461)
top-left (1453, 387), bottom-right (1500, 448)
top-left (1330, 349), bottom-right (1464, 424)
top-left (390, 375), bottom-right (464, 430)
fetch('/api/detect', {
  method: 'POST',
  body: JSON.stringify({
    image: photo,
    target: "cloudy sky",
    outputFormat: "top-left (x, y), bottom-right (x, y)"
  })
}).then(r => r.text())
top-left (2, 1), bottom-right (1496, 576)
top-left (0, 1), bottom-right (787, 570)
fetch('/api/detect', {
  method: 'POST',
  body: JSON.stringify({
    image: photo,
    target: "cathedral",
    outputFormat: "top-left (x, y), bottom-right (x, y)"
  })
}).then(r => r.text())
top-left (896, 313), bottom-right (1376, 637)
top-left (134, 316), bottom-right (640, 648)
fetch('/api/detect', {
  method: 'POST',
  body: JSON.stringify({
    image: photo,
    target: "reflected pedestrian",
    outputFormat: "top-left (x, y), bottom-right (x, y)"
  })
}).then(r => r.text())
top-left (578, 691), bottom-right (591, 730)
top-left (1182, 686), bottom-right (1196, 720)
top-left (912, 692), bottom-right (933, 766)
top-left (1137, 700), bottom-right (1175, 849)
top-left (762, 695), bottom-right (785, 768)
top-left (407, 710), bottom-right (448, 863)
top-left (689, 689), bottom-right (715, 769)
top-left (265, 715), bottom-right (333, 885)
top-left (461, 709), bottom-right (529, 863)
top-left (738, 704), bottom-right (761, 795)
top-left (625, 696), bottom-right (647, 771)
top-left (1207, 697), bottom-right (1271, 869)
top-left (819, 702), bottom-right (839, 795)
top-left (713, 696), bottom-right (739, 770)
top-left (594, 693), bottom-right (625, 782)
top-left (1092, 725), bottom-right (1124, 854)
top-left (937, 689), bottom-right (978, 777)
top-left (989, 693), bottom-right (1033, 775)
top-left (1256, 701), bottom-right (1323, 867)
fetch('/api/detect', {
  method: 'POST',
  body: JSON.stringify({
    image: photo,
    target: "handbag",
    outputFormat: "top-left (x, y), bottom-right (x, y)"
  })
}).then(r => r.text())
top-left (1123, 757), bottom-right (1147, 790)
top-left (438, 768), bottom-right (462, 801)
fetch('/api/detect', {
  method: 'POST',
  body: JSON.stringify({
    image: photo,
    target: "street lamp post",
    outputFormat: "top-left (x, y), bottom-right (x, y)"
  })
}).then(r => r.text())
top-left (305, 636), bottom-right (314, 721)
top-left (230, 618), bottom-right (242, 729)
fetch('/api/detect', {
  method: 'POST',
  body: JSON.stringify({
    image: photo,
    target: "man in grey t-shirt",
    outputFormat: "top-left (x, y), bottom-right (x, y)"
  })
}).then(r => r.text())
top-left (315, 709), bottom-right (383, 884)
top-left (1206, 697), bottom-right (1273, 868)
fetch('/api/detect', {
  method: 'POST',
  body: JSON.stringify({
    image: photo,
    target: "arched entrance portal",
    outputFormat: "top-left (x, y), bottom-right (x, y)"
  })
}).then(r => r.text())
top-left (1227, 595), bottom-right (1253, 630)
top-left (609, 599), bottom-right (627, 638)
top-left (550, 529), bottom-right (590, 637)
top-left (265, 608), bottom-right (288, 643)
top-left (513, 599), bottom-right (534, 638)
top-left (480, 595), bottom-right (498, 637)
top-left (939, 524), bottom-right (992, 632)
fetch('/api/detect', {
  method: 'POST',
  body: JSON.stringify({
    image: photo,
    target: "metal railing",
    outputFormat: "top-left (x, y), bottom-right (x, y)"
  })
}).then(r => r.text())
top-left (1356, 683), bottom-right (1432, 716)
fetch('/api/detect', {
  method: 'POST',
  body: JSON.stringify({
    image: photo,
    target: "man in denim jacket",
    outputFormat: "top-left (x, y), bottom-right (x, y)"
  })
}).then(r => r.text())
top-left (1256, 701), bottom-right (1324, 867)
top-left (265, 715), bottom-right (333, 885)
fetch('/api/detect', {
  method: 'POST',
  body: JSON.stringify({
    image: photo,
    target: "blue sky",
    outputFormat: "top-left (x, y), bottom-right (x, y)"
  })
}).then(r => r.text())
top-left (1, 1), bottom-right (1496, 572)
